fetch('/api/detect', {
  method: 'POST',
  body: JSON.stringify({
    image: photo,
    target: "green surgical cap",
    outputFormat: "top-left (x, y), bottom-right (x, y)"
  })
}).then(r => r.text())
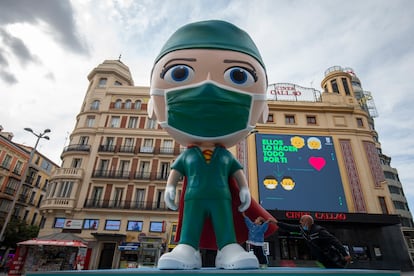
top-left (154, 20), bottom-right (265, 69)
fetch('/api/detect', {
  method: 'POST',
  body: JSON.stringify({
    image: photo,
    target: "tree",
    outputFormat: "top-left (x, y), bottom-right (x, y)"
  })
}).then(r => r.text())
top-left (2, 218), bottom-right (39, 248)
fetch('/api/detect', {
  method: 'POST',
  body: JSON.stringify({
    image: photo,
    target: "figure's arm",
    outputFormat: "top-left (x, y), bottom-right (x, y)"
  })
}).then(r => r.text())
top-left (277, 221), bottom-right (301, 232)
top-left (164, 169), bottom-right (182, 210)
top-left (232, 169), bottom-right (251, 212)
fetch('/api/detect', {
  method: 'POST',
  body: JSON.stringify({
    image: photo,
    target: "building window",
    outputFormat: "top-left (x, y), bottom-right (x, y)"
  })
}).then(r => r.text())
top-left (139, 161), bottom-right (151, 178)
top-left (342, 78), bottom-right (350, 95)
top-left (35, 175), bottom-right (41, 187)
top-left (114, 99), bottom-right (122, 109)
top-left (155, 189), bottom-right (165, 209)
top-left (72, 158), bottom-right (82, 168)
top-left (285, 115), bottom-right (296, 125)
top-left (31, 213), bottom-right (38, 225)
top-left (113, 188), bottom-right (124, 207)
top-left (356, 118), bottom-right (364, 127)
top-left (29, 192), bottom-right (36, 204)
top-left (91, 100), bottom-right (100, 110)
top-left (58, 181), bottom-right (73, 198)
top-left (134, 100), bottom-right (142, 110)
top-left (91, 187), bottom-right (103, 206)
top-left (306, 115), bottom-right (317, 125)
top-left (267, 113), bottom-right (274, 123)
top-left (14, 160), bottom-right (23, 175)
top-left (128, 117), bottom-right (138, 128)
top-left (110, 116), bottom-right (120, 128)
top-left (1, 154), bottom-right (12, 169)
top-left (161, 139), bottom-right (174, 154)
top-left (378, 196), bottom-right (389, 214)
top-left (119, 160), bottom-right (130, 178)
top-left (134, 188), bottom-right (146, 208)
top-left (23, 210), bottom-right (29, 221)
top-left (114, 80), bottom-right (122, 86)
top-left (147, 118), bottom-right (157, 129)
top-left (98, 78), bottom-right (107, 87)
top-left (79, 136), bottom-right (89, 145)
top-left (160, 162), bottom-right (170, 180)
top-left (86, 116), bottom-right (95, 128)
top-left (331, 79), bottom-right (339, 93)
top-left (141, 139), bottom-right (154, 153)
top-left (125, 100), bottom-right (132, 109)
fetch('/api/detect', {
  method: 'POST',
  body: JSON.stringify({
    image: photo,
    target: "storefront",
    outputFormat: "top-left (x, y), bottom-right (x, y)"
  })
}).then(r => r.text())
top-left (118, 242), bottom-right (140, 268)
top-left (117, 237), bottom-right (163, 268)
top-left (266, 210), bottom-right (414, 271)
top-left (8, 233), bottom-right (88, 275)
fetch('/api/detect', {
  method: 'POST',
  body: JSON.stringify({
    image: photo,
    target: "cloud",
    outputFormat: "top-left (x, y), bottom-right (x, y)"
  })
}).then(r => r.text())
top-left (0, 0), bottom-right (88, 85)
top-left (0, 0), bottom-right (88, 54)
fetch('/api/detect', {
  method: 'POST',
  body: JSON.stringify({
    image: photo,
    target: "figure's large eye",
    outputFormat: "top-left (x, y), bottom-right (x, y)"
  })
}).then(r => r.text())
top-left (161, 64), bottom-right (194, 84)
top-left (224, 67), bottom-right (256, 87)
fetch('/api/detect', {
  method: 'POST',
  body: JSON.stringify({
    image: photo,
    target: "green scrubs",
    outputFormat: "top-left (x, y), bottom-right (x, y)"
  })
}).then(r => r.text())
top-left (172, 146), bottom-right (243, 249)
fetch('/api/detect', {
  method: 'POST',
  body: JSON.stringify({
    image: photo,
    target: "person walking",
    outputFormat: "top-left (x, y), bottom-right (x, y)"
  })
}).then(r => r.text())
top-left (242, 212), bottom-right (277, 268)
top-left (276, 214), bottom-right (351, 268)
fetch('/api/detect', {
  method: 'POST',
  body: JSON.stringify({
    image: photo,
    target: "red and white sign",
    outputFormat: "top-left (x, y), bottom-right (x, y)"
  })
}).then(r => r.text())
top-left (267, 83), bottom-right (321, 102)
top-left (64, 219), bottom-right (83, 229)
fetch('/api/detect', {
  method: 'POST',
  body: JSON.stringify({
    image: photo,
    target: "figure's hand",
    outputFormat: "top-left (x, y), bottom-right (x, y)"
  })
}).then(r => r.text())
top-left (238, 187), bottom-right (251, 212)
top-left (164, 185), bottom-right (178, 210)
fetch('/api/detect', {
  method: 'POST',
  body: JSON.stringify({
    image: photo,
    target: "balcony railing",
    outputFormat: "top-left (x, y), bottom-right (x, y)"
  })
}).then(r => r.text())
top-left (84, 199), bottom-right (172, 211)
top-left (63, 144), bottom-right (91, 153)
top-left (40, 198), bottom-right (76, 209)
top-left (92, 169), bottom-right (169, 181)
top-left (98, 145), bottom-right (116, 152)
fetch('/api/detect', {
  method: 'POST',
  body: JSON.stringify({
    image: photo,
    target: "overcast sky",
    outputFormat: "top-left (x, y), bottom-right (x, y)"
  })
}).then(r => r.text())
top-left (1, 0), bottom-right (413, 213)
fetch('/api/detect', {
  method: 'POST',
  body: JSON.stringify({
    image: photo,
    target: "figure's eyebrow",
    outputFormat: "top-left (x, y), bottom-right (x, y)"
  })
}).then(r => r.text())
top-left (160, 58), bottom-right (197, 79)
top-left (163, 58), bottom-right (197, 68)
top-left (223, 59), bottom-right (256, 71)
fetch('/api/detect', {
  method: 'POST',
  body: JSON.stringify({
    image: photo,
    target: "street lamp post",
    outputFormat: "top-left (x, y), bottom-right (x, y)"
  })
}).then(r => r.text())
top-left (0, 128), bottom-right (51, 242)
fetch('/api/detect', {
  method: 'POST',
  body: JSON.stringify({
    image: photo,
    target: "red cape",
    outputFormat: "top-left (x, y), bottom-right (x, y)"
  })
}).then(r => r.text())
top-left (175, 176), bottom-right (278, 250)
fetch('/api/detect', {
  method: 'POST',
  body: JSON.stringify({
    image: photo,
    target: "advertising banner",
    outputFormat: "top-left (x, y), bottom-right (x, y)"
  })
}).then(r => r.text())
top-left (255, 133), bottom-right (348, 212)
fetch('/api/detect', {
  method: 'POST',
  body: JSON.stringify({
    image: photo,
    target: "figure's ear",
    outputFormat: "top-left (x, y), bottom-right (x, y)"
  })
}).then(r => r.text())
top-left (257, 105), bottom-right (269, 124)
top-left (147, 98), bottom-right (157, 120)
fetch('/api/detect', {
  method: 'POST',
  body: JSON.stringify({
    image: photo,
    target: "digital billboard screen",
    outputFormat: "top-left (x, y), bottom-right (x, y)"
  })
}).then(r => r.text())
top-left (255, 133), bottom-right (348, 212)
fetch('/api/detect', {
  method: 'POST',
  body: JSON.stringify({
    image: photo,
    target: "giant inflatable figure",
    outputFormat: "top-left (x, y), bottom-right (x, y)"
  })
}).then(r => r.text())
top-left (148, 20), bottom-right (277, 270)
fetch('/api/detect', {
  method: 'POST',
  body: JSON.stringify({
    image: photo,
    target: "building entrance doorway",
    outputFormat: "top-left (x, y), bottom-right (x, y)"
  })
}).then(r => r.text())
top-left (98, 243), bottom-right (116, 269)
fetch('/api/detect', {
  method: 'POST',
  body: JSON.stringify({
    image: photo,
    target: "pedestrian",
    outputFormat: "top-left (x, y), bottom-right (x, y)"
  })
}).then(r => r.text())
top-left (242, 212), bottom-right (277, 268)
top-left (276, 214), bottom-right (351, 268)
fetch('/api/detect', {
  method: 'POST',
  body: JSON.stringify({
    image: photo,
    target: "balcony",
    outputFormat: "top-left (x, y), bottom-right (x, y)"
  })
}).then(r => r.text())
top-left (40, 198), bottom-right (76, 210)
top-left (84, 199), bottom-right (172, 211)
top-left (91, 169), bottom-right (169, 181)
top-left (63, 144), bottom-right (91, 153)
top-left (53, 168), bottom-right (84, 180)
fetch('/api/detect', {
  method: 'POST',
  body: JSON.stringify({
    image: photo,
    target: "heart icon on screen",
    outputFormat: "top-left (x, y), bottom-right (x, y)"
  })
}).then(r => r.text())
top-left (309, 157), bottom-right (326, 171)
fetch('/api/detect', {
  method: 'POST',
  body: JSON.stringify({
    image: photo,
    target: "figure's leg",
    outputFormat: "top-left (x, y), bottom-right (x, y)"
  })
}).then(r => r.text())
top-left (212, 200), bottom-right (259, 269)
top-left (157, 200), bottom-right (203, 270)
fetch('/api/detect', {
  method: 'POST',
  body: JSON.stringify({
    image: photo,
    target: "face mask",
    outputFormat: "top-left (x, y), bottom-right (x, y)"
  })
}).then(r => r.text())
top-left (302, 225), bottom-right (308, 231)
top-left (151, 81), bottom-right (266, 140)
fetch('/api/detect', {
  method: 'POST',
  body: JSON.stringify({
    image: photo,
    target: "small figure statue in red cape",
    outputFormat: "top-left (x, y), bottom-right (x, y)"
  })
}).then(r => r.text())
top-left (148, 20), bottom-right (277, 269)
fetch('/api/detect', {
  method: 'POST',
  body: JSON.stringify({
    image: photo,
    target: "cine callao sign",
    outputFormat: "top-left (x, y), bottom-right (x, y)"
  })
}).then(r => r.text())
top-left (285, 211), bottom-right (347, 221)
top-left (267, 83), bottom-right (321, 102)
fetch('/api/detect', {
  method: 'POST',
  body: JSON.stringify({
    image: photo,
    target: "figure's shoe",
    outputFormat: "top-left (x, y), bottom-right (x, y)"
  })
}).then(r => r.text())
top-left (215, 243), bottom-right (259, 269)
top-left (157, 244), bottom-right (202, 270)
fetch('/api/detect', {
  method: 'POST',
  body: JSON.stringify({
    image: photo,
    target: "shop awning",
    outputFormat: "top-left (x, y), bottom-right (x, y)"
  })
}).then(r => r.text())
top-left (18, 239), bottom-right (87, 247)
top-left (18, 232), bottom-right (88, 247)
